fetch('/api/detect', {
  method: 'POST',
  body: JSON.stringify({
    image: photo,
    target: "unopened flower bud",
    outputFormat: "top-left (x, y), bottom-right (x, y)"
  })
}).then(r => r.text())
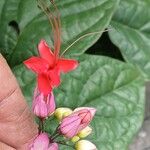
top-left (48, 142), bottom-right (59, 150)
top-left (59, 114), bottom-right (81, 138)
top-left (75, 140), bottom-right (97, 150)
top-left (63, 111), bottom-right (72, 118)
top-left (54, 107), bottom-right (72, 120)
top-left (30, 133), bottom-right (59, 150)
top-left (30, 133), bottom-right (49, 150)
top-left (59, 107), bottom-right (96, 138)
top-left (71, 136), bottom-right (80, 143)
top-left (32, 88), bottom-right (56, 118)
top-left (74, 107), bottom-right (96, 119)
top-left (77, 126), bottom-right (92, 138)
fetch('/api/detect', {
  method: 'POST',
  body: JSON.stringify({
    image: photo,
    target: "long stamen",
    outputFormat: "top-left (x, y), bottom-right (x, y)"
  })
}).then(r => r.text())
top-left (49, 0), bottom-right (61, 60)
top-left (60, 28), bottom-right (112, 56)
top-left (37, 0), bottom-right (61, 61)
top-left (37, 0), bottom-right (55, 48)
top-left (53, 16), bottom-right (61, 60)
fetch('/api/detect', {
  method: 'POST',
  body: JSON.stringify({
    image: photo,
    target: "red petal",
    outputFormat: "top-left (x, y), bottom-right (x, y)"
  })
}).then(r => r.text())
top-left (38, 74), bottom-right (52, 95)
top-left (48, 67), bottom-right (61, 87)
top-left (57, 58), bottom-right (78, 73)
top-left (24, 57), bottom-right (49, 74)
top-left (38, 40), bottom-right (55, 67)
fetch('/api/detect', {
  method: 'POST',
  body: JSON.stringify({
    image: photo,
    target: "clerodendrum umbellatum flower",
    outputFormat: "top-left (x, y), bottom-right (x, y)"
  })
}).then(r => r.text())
top-left (24, 39), bottom-right (78, 95)
top-left (23, 1), bottom-right (79, 96)
top-left (32, 88), bottom-right (55, 118)
top-left (30, 133), bottom-right (58, 150)
top-left (75, 140), bottom-right (97, 150)
top-left (59, 107), bottom-right (96, 138)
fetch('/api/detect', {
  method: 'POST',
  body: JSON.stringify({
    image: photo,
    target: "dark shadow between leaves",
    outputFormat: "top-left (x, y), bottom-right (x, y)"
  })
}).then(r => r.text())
top-left (86, 31), bottom-right (124, 61)
top-left (8, 20), bottom-right (20, 35)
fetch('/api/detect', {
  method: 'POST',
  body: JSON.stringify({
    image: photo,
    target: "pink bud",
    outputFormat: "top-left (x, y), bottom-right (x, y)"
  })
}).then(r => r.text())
top-left (30, 133), bottom-right (49, 150)
top-left (30, 133), bottom-right (59, 150)
top-left (59, 107), bottom-right (96, 138)
top-left (48, 143), bottom-right (59, 150)
top-left (32, 88), bottom-right (56, 118)
top-left (73, 107), bottom-right (96, 130)
top-left (59, 114), bottom-right (81, 138)
top-left (74, 107), bottom-right (96, 118)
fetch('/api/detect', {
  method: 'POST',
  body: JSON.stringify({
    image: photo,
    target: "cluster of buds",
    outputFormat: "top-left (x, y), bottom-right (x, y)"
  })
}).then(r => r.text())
top-left (30, 106), bottom-right (97, 150)
top-left (24, 1), bottom-right (97, 149)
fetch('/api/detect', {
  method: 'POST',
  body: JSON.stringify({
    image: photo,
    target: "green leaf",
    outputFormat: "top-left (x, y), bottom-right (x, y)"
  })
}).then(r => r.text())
top-left (109, 0), bottom-right (150, 79)
top-left (0, 0), bottom-right (119, 67)
top-left (13, 54), bottom-right (145, 150)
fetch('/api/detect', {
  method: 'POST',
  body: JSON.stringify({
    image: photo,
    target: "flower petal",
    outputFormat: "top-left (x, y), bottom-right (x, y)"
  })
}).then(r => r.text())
top-left (73, 107), bottom-right (96, 131)
top-left (38, 73), bottom-right (52, 95)
top-left (48, 67), bottom-right (61, 87)
top-left (24, 56), bottom-right (49, 74)
top-left (57, 58), bottom-right (78, 73)
top-left (74, 107), bottom-right (96, 119)
top-left (38, 39), bottom-right (55, 67)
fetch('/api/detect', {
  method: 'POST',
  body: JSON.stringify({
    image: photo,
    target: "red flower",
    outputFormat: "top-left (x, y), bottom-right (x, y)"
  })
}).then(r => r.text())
top-left (24, 40), bottom-right (78, 95)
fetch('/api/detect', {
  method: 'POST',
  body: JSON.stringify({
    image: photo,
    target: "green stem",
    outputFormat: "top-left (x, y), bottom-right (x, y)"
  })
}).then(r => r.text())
top-left (39, 118), bottom-right (44, 132)
top-left (51, 133), bottom-right (60, 140)
top-left (50, 125), bottom-right (59, 137)
top-left (57, 141), bottom-right (75, 149)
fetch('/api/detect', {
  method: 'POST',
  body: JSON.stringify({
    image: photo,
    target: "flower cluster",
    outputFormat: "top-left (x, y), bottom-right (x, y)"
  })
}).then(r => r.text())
top-left (24, 1), bottom-right (97, 149)
top-left (29, 106), bottom-right (97, 150)
top-left (24, 40), bottom-right (97, 150)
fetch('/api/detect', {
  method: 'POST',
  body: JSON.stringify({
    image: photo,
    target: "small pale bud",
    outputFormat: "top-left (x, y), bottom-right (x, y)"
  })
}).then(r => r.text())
top-left (63, 111), bottom-right (73, 118)
top-left (77, 126), bottom-right (92, 138)
top-left (75, 140), bottom-right (97, 150)
top-left (71, 136), bottom-right (80, 143)
top-left (54, 107), bottom-right (72, 120)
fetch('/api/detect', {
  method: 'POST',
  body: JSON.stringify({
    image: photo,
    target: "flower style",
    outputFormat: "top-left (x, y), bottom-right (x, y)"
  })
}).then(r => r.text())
top-left (32, 88), bottom-right (56, 118)
top-left (30, 133), bottom-right (58, 150)
top-left (59, 107), bottom-right (96, 138)
top-left (24, 40), bottom-right (78, 95)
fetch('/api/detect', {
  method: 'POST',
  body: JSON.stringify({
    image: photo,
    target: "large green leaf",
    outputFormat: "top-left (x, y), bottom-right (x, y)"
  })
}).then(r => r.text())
top-left (0, 0), bottom-right (119, 67)
top-left (13, 54), bottom-right (145, 150)
top-left (109, 0), bottom-right (150, 79)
